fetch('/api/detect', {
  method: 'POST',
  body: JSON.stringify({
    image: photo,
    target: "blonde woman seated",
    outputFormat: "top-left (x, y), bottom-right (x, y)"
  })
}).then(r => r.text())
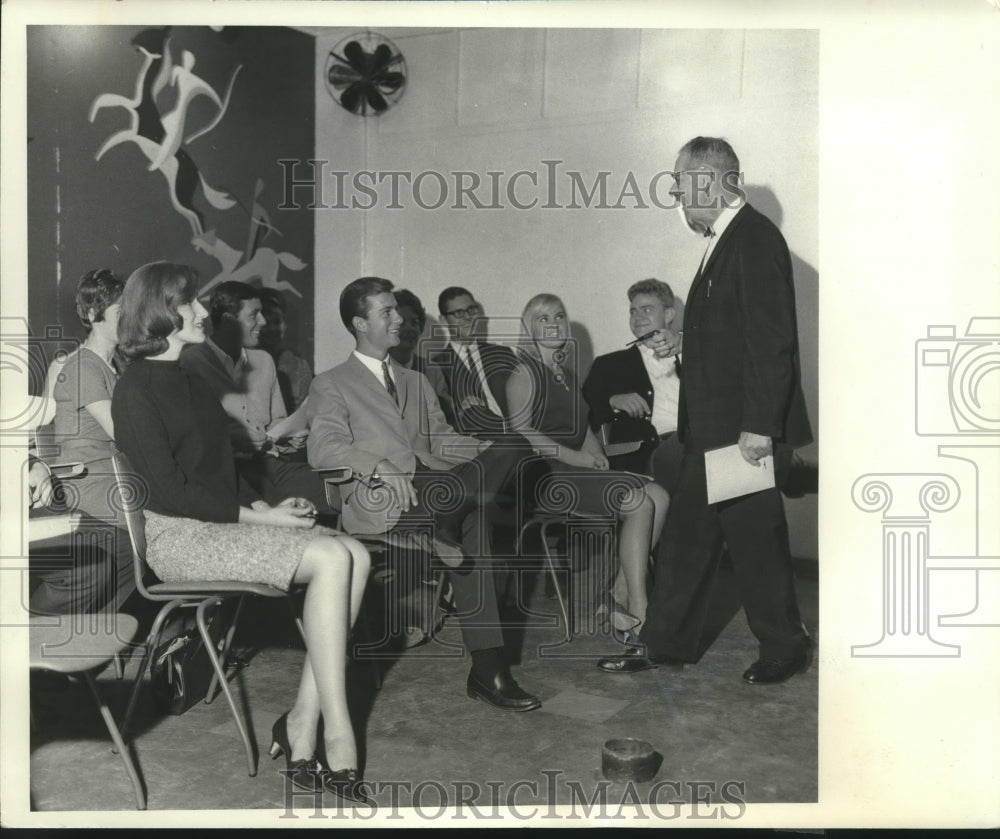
top-left (111, 262), bottom-right (371, 803)
top-left (506, 294), bottom-right (669, 641)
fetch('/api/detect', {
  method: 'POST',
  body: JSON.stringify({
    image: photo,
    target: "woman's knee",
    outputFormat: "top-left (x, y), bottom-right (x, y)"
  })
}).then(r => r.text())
top-left (299, 535), bottom-right (353, 579)
top-left (644, 482), bottom-right (670, 509)
top-left (339, 536), bottom-right (372, 574)
top-left (621, 487), bottom-right (654, 519)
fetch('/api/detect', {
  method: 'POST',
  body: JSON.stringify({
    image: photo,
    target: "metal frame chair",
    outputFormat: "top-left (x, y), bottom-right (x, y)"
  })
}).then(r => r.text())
top-left (111, 451), bottom-right (307, 778)
top-left (318, 471), bottom-right (450, 665)
top-left (515, 510), bottom-right (622, 641)
top-left (30, 612), bottom-right (146, 809)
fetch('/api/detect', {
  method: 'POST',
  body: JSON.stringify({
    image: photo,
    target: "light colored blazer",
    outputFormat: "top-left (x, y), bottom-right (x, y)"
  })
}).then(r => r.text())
top-left (306, 353), bottom-right (480, 534)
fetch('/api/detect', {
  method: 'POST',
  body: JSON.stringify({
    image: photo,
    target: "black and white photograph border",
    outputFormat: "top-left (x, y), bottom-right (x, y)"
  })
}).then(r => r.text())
top-left (0, 0), bottom-right (997, 830)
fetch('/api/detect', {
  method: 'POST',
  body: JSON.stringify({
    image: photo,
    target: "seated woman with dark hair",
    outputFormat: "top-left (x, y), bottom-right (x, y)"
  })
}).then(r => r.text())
top-left (387, 288), bottom-right (453, 418)
top-left (32, 269), bottom-right (131, 616)
top-left (258, 288), bottom-right (313, 412)
top-left (111, 261), bottom-right (372, 802)
top-left (506, 294), bottom-right (669, 642)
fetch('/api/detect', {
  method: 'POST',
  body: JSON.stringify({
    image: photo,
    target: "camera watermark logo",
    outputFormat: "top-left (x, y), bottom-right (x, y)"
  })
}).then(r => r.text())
top-left (0, 318), bottom-right (79, 440)
top-left (915, 318), bottom-right (1000, 435)
top-left (852, 317), bottom-right (1000, 658)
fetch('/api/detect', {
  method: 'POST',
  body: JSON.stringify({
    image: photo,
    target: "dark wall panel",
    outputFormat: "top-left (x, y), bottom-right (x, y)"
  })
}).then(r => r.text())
top-left (26, 25), bottom-right (315, 387)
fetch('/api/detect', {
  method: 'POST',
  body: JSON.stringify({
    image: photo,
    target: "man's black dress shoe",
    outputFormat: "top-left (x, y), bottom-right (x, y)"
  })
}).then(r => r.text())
top-left (597, 647), bottom-right (684, 673)
top-left (742, 654), bottom-right (807, 685)
top-left (466, 668), bottom-right (542, 711)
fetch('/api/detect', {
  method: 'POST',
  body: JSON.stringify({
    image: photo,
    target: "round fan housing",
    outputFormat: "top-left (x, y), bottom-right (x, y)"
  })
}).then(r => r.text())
top-left (325, 32), bottom-right (407, 116)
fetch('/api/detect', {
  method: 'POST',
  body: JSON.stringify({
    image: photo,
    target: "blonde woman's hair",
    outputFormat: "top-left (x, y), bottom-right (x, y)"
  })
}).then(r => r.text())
top-left (517, 293), bottom-right (566, 359)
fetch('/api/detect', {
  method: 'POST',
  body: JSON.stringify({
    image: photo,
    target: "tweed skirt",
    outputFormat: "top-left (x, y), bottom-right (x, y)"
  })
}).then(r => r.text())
top-left (143, 511), bottom-right (340, 591)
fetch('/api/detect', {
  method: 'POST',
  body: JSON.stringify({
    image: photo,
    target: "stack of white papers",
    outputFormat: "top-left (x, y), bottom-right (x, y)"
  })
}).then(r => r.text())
top-left (704, 444), bottom-right (775, 504)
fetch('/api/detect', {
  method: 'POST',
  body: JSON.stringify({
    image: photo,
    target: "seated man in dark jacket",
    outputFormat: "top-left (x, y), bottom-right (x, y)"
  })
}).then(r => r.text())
top-left (428, 286), bottom-right (517, 440)
top-left (583, 278), bottom-right (683, 494)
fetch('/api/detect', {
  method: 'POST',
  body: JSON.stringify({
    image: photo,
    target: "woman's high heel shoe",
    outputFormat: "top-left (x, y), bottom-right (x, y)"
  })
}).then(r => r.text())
top-left (269, 713), bottom-right (320, 793)
top-left (597, 599), bottom-right (641, 634)
top-left (318, 760), bottom-right (370, 805)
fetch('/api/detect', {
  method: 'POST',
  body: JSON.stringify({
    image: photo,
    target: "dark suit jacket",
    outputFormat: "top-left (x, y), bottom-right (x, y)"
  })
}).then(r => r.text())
top-left (583, 344), bottom-right (682, 474)
top-left (679, 203), bottom-right (812, 451)
top-left (582, 345), bottom-right (682, 430)
top-left (306, 354), bottom-right (480, 534)
top-left (428, 341), bottom-right (517, 436)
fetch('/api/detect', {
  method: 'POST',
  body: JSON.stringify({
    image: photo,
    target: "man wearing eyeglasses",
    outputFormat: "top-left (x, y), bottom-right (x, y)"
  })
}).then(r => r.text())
top-left (430, 287), bottom-right (517, 438)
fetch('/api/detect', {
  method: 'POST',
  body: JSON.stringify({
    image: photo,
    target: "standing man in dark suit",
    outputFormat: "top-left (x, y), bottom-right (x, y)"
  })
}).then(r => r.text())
top-left (307, 277), bottom-right (541, 711)
top-left (583, 278), bottom-right (684, 493)
top-left (599, 137), bottom-right (813, 684)
top-left (429, 287), bottom-right (517, 439)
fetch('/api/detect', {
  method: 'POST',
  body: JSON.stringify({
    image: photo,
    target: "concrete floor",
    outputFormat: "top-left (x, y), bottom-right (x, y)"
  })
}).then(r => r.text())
top-left (29, 554), bottom-right (818, 816)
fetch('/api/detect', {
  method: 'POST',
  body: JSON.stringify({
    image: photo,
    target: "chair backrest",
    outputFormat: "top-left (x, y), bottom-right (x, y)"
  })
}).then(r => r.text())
top-left (110, 450), bottom-right (156, 601)
top-left (33, 421), bottom-right (59, 461)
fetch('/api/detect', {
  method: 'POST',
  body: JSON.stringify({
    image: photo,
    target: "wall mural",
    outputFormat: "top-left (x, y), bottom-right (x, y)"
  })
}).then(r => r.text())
top-left (88, 27), bottom-right (307, 302)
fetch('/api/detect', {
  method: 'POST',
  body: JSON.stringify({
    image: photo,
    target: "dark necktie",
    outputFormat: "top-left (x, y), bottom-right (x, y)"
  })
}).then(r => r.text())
top-left (382, 359), bottom-right (398, 404)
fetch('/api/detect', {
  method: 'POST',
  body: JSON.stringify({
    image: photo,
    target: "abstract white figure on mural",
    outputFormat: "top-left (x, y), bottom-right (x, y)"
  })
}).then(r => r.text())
top-left (88, 30), bottom-right (240, 236)
top-left (192, 230), bottom-right (306, 299)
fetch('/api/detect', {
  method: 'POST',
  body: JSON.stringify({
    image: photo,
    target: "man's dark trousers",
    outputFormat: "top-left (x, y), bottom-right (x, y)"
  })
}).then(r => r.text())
top-left (640, 438), bottom-right (806, 662)
top-left (392, 437), bottom-right (533, 653)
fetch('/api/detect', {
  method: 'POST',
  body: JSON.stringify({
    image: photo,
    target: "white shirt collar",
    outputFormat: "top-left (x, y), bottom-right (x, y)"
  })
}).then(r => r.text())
top-left (450, 339), bottom-right (474, 358)
top-left (353, 349), bottom-right (392, 381)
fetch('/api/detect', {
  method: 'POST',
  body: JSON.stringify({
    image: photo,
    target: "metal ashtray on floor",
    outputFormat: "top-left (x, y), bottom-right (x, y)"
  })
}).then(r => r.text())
top-left (601, 738), bottom-right (662, 783)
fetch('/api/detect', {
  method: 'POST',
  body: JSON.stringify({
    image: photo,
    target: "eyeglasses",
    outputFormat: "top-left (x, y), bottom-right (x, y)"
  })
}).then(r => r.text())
top-left (443, 304), bottom-right (482, 320)
top-left (670, 168), bottom-right (712, 187)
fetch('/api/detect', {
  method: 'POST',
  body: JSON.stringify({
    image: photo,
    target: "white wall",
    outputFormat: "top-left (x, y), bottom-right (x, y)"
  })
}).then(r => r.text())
top-left (314, 27), bottom-right (818, 557)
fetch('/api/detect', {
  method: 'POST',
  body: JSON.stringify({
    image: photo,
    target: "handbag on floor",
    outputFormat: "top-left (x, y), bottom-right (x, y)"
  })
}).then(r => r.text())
top-left (149, 605), bottom-right (231, 716)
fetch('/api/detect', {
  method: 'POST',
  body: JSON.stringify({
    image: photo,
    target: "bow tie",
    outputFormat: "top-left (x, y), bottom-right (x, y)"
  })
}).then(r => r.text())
top-left (703, 226), bottom-right (716, 238)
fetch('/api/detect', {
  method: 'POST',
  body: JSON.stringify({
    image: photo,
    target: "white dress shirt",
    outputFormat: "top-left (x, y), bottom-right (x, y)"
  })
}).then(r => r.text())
top-left (637, 344), bottom-right (680, 436)
top-left (451, 341), bottom-right (503, 417)
top-left (353, 350), bottom-right (395, 392)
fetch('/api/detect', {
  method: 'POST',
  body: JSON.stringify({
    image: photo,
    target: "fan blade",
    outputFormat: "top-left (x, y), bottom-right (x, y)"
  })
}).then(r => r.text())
top-left (366, 87), bottom-right (389, 113)
top-left (369, 44), bottom-right (394, 73)
top-left (374, 71), bottom-right (405, 94)
top-left (343, 40), bottom-right (365, 71)
top-left (341, 84), bottom-right (366, 115)
top-left (328, 65), bottom-right (361, 89)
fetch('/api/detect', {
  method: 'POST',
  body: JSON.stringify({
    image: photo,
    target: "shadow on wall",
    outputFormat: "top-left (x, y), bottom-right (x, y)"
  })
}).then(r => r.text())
top-left (571, 323), bottom-right (595, 381)
top-left (743, 185), bottom-right (820, 445)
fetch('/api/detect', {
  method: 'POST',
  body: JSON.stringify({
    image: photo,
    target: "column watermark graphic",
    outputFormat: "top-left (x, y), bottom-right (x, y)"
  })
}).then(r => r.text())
top-left (852, 317), bottom-right (1000, 657)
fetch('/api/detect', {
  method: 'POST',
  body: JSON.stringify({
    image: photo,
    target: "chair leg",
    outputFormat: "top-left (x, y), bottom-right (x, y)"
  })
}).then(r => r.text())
top-left (540, 520), bottom-right (572, 637)
top-left (515, 520), bottom-right (534, 555)
top-left (433, 572), bottom-right (448, 628)
top-left (84, 671), bottom-right (146, 810)
top-left (196, 597), bottom-right (256, 777)
top-left (114, 653), bottom-right (124, 680)
top-left (206, 596), bottom-right (244, 706)
top-left (118, 599), bottom-right (185, 747)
